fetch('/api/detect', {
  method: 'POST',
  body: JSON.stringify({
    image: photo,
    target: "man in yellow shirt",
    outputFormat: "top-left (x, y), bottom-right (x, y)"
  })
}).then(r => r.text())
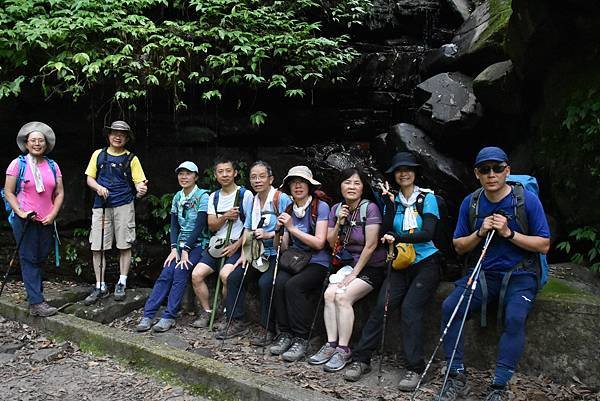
top-left (83, 121), bottom-right (147, 304)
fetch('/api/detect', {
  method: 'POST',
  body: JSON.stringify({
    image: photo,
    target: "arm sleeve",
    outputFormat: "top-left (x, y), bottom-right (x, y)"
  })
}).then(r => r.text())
top-left (184, 211), bottom-right (208, 250)
top-left (129, 155), bottom-right (147, 183)
top-left (391, 214), bottom-right (437, 243)
top-left (381, 196), bottom-right (395, 234)
top-left (169, 213), bottom-right (179, 248)
top-left (84, 149), bottom-right (102, 178)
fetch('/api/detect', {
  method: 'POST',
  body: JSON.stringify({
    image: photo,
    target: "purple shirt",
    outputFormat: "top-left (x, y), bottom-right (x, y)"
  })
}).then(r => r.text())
top-left (328, 201), bottom-right (386, 268)
top-left (288, 200), bottom-right (331, 268)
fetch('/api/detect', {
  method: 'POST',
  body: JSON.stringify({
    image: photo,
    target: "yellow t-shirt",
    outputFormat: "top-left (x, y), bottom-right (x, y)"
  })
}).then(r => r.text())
top-left (85, 148), bottom-right (146, 183)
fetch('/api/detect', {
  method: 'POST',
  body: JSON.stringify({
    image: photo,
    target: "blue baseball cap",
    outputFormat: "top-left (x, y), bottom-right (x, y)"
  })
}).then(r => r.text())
top-left (175, 161), bottom-right (199, 174)
top-left (474, 147), bottom-right (508, 167)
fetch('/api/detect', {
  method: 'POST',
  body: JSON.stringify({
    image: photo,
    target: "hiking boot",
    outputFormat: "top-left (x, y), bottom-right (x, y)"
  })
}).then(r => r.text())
top-left (214, 319), bottom-right (249, 340)
top-left (250, 330), bottom-right (275, 347)
top-left (190, 310), bottom-right (211, 329)
top-left (484, 385), bottom-right (508, 401)
top-left (29, 302), bottom-right (57, 317)
top-left (323, 347), bottom-right (352, 372)
top-left (136, 317), bottom-right (153, 332)
top-left (282, 338), bottom-right (308, 362)
top-left (308, 343), bottom-right (337, 365)
top-left (430, 372), bottom-right (469, 401)
top-left (344, 361), bottom-right (372, 382)
top-left (269, 332), bottom-right (293, 355)
top-left (83, 287), bottom-right (109, 306)
top-left (114, 283), bottom-right (126, 301)
top-left (398, 370), bottom-right (421, 392)
top-left (152, 318), bottom-right (176, 333)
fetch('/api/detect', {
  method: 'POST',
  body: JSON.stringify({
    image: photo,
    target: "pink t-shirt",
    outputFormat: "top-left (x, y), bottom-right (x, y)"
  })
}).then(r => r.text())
top-left (6, 157), bottom-right (62, 221)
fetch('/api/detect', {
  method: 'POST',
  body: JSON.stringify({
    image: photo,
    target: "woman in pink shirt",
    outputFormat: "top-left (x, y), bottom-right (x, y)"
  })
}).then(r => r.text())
top-left (4, 122), bottom-right (64, 317)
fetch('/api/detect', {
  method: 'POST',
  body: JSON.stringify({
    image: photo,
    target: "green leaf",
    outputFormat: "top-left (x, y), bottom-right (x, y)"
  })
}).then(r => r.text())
top-left (250, 111), bottom-right (267, 126)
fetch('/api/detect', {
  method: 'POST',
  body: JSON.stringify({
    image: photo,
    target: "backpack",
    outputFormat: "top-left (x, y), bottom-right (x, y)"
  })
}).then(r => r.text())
top-left (284, 189), bottom-right (333, 231)
top-left (96, 147), bottom-right (136, 193)
top-left (1, 155), bottom-right (57, 224)
top-left (468, 174), bottom-right (549, 289)
top-left (414, 192), bottom-right (456, 273)
top-left (213, 186), bottom-right (247, 223)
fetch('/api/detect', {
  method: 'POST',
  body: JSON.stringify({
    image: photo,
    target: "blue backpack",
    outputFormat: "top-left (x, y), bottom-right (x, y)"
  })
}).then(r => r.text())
top-left (1, 155), bottom-right (57, 225)
top-left (468, 174), bottom-right (549, 289)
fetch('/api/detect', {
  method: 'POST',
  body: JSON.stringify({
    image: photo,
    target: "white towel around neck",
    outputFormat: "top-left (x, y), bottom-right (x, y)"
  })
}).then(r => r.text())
top-left (293, 195), bottom-right (312, 219)
top-left (27, 154), bottom-right (45, 193)
top-left (251, 186), bottom-right (277, 229)
top-left (398, 186), bottom-right (433, 231)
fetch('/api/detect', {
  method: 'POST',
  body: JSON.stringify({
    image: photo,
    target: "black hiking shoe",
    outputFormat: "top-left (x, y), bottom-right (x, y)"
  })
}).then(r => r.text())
top-left (430, 372), bottom-right (469, 401)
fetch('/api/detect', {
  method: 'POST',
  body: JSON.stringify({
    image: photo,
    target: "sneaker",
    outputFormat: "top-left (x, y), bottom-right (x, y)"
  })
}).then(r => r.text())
top-left (398, 370), bottom-right (422, 391)
top-left (29, 302), bottom-right (57, 317)
top-left (83, 287), bottom-right (109, 306)
top-left (152, 318), bottom-right (176, 333)
top-left (214, 319), bottom-right (249, 340)
top-left (270, 332), bottom-right (293, 355)
top-left (323, 347), bottom-right (352, 372)
top-left (344, 361), bottom-right (372, 382)
top-left (282, 338), bottom-right (308, 362)
top-left (484, 386), bottom-right (508, 401)
top-left (308, 343), bottom-right (337, 365)
top-left (190, 310), bottom-right (212, 329)
top-left (114, 283), bottom-right (126, 301)
top-left (430, 372), bottom-right (470, 401)
top-left (136, 317), bottom-right (153, 332)
top-left (250, 330), bottom-right (275, 347)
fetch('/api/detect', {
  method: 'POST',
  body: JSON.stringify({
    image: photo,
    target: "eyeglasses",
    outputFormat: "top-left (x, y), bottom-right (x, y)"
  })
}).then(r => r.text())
top-left (250, 174), bottom-right (270, 182)
top-left (109, 131), bottom-right (127, 138)
top-left (477, 164), bottom-right (508, 174)
top-left (27, 138), bottom-right (46, 145)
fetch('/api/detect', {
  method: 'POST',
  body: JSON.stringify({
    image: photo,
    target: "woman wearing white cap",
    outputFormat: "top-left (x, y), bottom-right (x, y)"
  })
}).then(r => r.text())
top-left (3, 122), bottom-right (64, 317)
top-left (136, 161), bottom-right (211, 333)
top-left (267, 166), bottom-right (331, 361)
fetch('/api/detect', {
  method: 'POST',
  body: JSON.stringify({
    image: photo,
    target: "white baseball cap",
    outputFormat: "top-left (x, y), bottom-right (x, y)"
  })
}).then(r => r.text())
top-left (175, 161), bottom-right (199, 174)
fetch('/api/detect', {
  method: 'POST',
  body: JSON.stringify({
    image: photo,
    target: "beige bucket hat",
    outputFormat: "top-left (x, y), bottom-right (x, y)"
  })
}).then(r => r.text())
top-left (16, 122), bottom-right (56, 154)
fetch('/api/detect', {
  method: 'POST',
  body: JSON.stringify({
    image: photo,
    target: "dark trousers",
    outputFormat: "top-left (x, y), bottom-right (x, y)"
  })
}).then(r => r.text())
top-left (143, 247), bottom-right (202, 320)
top-left (274, 263), bottom-right (328, 339)
top-left (226, 256), bottom-right (278, 330)
top-left (353, 253), bottom-right (441, 372)
top-left (441, 272), bottom-right (536, 373)
top-left (11, 218), bottom-right (53, 306)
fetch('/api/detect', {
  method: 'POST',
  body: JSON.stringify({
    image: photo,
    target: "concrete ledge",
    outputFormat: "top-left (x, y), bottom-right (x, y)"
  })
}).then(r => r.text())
top-left (0, 298), bottom-right (337, 401)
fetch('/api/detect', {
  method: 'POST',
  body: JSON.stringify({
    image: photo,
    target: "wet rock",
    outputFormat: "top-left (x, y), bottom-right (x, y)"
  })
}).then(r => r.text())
top-left (473, 60), bottom-right (524, 115)
top-left (445, 0), bottom-right (474, 21)
top-left (64, 288), bottom-right (152, 324)
top-left (420, 43), bottom-right (459, 78)
top-left (31, 348), bottom-right (62, 363)
top-left (415, 72), bottom-right (483, 136)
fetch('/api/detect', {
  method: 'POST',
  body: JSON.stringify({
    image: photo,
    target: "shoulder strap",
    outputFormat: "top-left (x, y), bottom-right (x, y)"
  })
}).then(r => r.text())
top-left (213, 189), bottom-right (221, 215)
top-left (15, 155), bottom-right (27, 196)
top-left (415, 192), bottom-right (426, 216)
top-left (238, 187), bottom-right (246, 221)
top-left (468, 188), bottom-right (484, 231)
top-left (45, 157), bottom-right (57, 182)
top-left (511, 184), bottom-right (528, 234)
top-left (97, 148), bottom-right (108, 170)
top-left (272, 190), bottom-right (281, 216)
top-left (310, 197), bottom-right (319, 228)
top-left (358, 199), bottom-right (369, 224)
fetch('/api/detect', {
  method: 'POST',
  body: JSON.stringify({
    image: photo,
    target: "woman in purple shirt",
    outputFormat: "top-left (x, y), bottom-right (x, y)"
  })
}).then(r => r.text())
top-left (308, 167), bottom-right (385, 372)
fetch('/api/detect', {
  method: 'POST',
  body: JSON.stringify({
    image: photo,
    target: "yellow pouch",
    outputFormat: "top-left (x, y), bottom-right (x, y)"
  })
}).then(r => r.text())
top-left (392, 229), bottom-right (416, 270)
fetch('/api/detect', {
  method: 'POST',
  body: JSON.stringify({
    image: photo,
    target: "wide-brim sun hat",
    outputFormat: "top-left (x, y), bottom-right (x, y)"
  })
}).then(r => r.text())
top-left (16, 122), bottom-right (56, 154)
top-left (104, 120), bottom-right (134, 140)
top-left (474, 146), bottom-right (508, 167)
top-left (175, 161), bottom-right (199, 174)
top-left (385, 152), bottom-right (420, 173)
top-left (279, 165), bottom-right (321, 191)
top-left (242, 231), bottom-right (268, 272)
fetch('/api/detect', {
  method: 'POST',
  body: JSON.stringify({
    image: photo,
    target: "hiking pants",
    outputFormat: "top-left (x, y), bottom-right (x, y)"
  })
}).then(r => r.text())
top-left (143, 246), bottom-right (202, 320)
top-left (352, 253), bottom-right (441, 372)
top-left (11, 217), bottom-right (53, 306)
top-left (442, 271), bottom-right (537, 375)
top-left (273, 263), bottom-right (328, 339)
top-left (225, 256), bottom-right (277, 329)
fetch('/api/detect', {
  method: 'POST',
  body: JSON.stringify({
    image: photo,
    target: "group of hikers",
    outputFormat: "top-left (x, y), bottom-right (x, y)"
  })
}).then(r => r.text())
top-left (3, 120), bottom-right (550, 401)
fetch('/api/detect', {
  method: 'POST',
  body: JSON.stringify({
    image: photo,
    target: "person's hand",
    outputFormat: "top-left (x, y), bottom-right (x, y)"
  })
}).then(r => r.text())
top-left (17, 209), bottom-right (35, 220)
top-left (381, 233), bottom-right (395, 244)
top-left (277, 212), bottom-right (293, 229)
top-left (96, 185), bottom-right (109, 199)
top-left (135, 180), bottom-right (148, 199)
top-left (379, 181), bottom-right (395, 203)
top-left (254, 228), bottom-right (272, 240)
top-left (176, 249), bottom-right (192, 269)
top-left (337, 204), bottom-right (350, 225)
top-left (222, 240), bottom-right (240, 257)
top-left (491, 213), bottom-right (510, 238)
top-left (164, 248), bottom-right (179, 267)
top-left (40, 212), bottom-right (57, 226)
top-left (223, 207), bottom-right (240, 221)
top-left (340, 272), bottom-right (357, 288)
top-left (232, 255), bottom-right (247, 269)
top-left (478, 216), bottom-right (494, 237)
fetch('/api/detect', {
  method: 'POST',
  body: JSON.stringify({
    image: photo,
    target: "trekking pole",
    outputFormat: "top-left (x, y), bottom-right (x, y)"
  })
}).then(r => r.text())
top-left (410, 230), bottom-right (495, 401)
top-left (0, 212), bottom-right (36, 298)
top-left (262, 226), bottom-right (285, 355)
top-left (209, 219), bottom-right (235, 331)
top-left (378, 242), bottom-right (395, 383)
top-left (219, 261), bottom-right (250, 351)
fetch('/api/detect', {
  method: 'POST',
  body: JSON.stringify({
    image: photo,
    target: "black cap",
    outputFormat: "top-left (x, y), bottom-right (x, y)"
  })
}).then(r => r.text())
top-left (385, 152), bottom-right (420, 173)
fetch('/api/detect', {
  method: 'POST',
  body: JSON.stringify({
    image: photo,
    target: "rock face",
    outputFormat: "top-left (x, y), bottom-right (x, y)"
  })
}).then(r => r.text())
top-left (473, 60), bottom-right (524, 115)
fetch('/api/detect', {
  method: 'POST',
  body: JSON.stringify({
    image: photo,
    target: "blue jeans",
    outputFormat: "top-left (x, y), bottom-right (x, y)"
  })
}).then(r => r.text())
top-left (143, 246), bottom-right (203, 320)
top-left (441, 271), bottom-right (537, 374)
top-left (225, 256), bottom-right (277, 330)
top-left (11, 217), bottom-right (53, 305)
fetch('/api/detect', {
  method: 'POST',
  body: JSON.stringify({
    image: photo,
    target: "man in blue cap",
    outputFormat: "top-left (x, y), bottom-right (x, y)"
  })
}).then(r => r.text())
top-left (431, 146), bottom-right (550, 401)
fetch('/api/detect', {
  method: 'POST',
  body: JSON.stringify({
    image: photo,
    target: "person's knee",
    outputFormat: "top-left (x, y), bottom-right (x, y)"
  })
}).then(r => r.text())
top-left (334, 291), bottom-right (350, 307)
top-left (324, 287), bottom-right (336, 304)
top-left (503, 310), bottom-right (527, 335)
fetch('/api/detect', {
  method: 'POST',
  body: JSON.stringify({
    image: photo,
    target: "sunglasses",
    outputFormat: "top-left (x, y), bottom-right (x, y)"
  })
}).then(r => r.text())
top-left (477, 164), bottom-right (508, 174)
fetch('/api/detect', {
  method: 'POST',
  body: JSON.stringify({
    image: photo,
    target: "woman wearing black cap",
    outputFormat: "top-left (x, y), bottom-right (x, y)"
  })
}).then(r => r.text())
top-left (343, 152), bottom-right (441, 390)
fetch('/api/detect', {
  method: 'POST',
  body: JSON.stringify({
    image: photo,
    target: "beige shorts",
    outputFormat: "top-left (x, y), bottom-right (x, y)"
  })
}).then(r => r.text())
top-left (89, 202), bottom-right (136, 250)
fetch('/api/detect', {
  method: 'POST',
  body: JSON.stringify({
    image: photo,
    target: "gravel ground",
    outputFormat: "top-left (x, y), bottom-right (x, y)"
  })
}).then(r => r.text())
top-left (0, 317), bottom-right (208, 401)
